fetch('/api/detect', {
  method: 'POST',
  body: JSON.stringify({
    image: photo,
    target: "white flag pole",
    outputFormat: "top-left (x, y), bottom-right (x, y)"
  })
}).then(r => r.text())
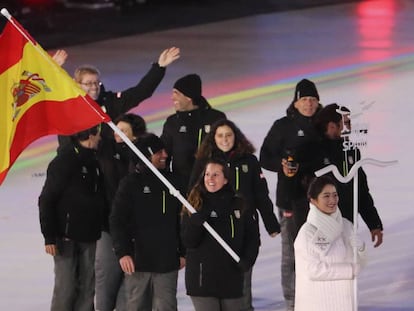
top-left (106, 121), bottom-right (241, 263)
top-left (352, 169), bottom-right (359, 311)
top-left (1, 8), bottom-right (13, 22)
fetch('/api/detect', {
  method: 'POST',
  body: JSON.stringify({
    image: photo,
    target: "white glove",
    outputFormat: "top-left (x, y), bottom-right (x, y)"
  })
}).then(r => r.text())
top-left (349, 234), bottom-right (365, 252)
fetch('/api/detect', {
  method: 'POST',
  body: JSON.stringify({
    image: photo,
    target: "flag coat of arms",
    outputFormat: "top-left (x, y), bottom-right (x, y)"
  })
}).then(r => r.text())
top-left (0, 16), bottom-right (110, 184)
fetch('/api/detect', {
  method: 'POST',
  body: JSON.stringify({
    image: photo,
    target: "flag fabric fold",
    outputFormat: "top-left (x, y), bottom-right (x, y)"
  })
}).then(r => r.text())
top-left (0, 17), bottom-right (110, 185)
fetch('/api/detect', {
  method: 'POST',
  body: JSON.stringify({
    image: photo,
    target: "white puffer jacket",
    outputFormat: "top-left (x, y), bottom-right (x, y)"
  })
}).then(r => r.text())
top-left (294, 203), bottom-right (366, 311)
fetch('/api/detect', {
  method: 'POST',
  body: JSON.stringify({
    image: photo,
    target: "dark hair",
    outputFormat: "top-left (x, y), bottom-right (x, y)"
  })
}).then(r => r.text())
top-left (114, 113), bottom-right (147, 138)
top-left (72, 124), bottom-right (100, 142)
top-left (196, 119), bottom-right (255, 159)
top-left (130, 133), bottom-right (165, 172)
top-left (313, 103), bottom-right (352, 137)
top-left (307, 175), bottom-right (337, 200)
top-left (185, 158), bottom-right (231, 213)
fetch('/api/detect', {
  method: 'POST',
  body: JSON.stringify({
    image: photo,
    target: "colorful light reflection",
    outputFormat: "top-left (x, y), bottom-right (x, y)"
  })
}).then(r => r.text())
top-left (356, 0), bottom-right (397, 61)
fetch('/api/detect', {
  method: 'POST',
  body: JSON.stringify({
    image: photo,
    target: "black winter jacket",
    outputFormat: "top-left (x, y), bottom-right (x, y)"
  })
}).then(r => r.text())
top-left (190, 151), bottom-right (280, 235)
top-left (181, 185), bottom-right (260, 298)
top-left (39, 143), bottom-right (106, 245)
top-left (260, 107), bottom-right (323, 226)
top-left (320, 138), bottom-right (383, 231)
top-left (98, 140), bottom-right (133, 232)
top-left (161, 103), bottom-right (226, 192)
top-left (110, 168), bottom-right (183, 273)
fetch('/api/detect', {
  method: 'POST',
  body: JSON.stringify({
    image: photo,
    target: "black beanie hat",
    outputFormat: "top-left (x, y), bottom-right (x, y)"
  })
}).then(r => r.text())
top-left (134, 133), bottom-right (165, 159)
top-left (173, 74), bottom-right (202, 100)
top-left (293, 79), bottom-right (320, 102)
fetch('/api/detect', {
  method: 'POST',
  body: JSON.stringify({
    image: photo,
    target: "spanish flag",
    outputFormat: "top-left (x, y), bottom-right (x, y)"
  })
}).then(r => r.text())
top-left (0, 15), bottom-right (110, 185)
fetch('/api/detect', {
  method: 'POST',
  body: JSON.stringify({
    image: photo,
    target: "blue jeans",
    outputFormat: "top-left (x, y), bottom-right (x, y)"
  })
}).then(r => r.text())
top-left (125, 270), bottom-right (178, 311)
top-left (95, 231), bottom-right (126, 311)
top-left (50, 239), bottom-right (96, 311)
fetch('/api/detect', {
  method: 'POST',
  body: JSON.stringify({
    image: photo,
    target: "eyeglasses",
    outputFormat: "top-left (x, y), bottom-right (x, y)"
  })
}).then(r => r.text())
top-left (80, 81), bottom-right (101, 88)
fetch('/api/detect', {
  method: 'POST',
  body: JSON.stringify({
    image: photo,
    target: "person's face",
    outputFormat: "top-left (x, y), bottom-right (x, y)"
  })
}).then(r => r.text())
top-left (204, 163), bottom-right (228, 193)
top-left (78, 73), bottom-right (101, 100)
top-left (214, 125), bottom-right (235, 153)
top-left (114, 121), bottom-right (135, 143)
top-left (150, 149), bottom-right (168, 170)
top-left (326, 121), bottom-right (343, 139)
top-left (294, 96), bottom-right (319, 117)
top-left (310, 184), bottom-right (339, 215)
top-left (171, 89), bottom-right (196, 112)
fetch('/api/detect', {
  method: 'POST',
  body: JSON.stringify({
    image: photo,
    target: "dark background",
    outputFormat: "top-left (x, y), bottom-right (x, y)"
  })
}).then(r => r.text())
top-left (1, 0), bottom-right (360, 49)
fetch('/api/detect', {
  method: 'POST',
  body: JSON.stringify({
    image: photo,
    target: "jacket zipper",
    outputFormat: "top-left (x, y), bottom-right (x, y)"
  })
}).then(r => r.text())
top-left (230, 215), bottom-right (234, 238)
top-left (197, 128), bottom-right (203, 148)
top-left (199, 263), bottom-right (203, 287)
top-left (235, 166), bottom-right (240, 191)
top-left (162, 190), bottom-right (166, 214)
top-left (65, 213), bottom-right (70, 236)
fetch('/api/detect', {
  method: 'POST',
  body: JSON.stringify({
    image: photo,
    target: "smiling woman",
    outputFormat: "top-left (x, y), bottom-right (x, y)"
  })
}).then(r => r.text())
top-left (203, 162), bottom-right (228, 193)
top-left (181, 158), bottom-right (260, 311)
top-left (294, 176), bottom-right (366, 311)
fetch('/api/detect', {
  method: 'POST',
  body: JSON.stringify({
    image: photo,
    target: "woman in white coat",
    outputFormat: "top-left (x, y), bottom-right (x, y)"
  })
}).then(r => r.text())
top-left (294, 176), bottom-right (366, 311)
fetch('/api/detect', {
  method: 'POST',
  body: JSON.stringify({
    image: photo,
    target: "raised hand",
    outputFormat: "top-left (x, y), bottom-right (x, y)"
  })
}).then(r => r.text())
top-left (52, 49), bottom-right (68, 67)
top-left (158, 47), bottom-right (180, 67)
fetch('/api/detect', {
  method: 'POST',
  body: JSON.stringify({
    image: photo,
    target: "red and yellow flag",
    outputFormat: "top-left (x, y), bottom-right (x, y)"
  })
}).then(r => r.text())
top-left (0, 18), bottom-right (110, 185)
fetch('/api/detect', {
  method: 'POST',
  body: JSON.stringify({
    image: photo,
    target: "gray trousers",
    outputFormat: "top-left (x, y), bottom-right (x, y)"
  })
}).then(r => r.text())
top-left (190, 296), bottom-right (243, 311)
top-left (240, 267), bottom-right (254, 311)
top-left (124, 270), bottom-right (178, 311)
top-left (280, 213), bottom-right (298, 306)
top-left (50, 239), bottom-right (96, 311)
top-left (95, 231), bottom-right (126, 311)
